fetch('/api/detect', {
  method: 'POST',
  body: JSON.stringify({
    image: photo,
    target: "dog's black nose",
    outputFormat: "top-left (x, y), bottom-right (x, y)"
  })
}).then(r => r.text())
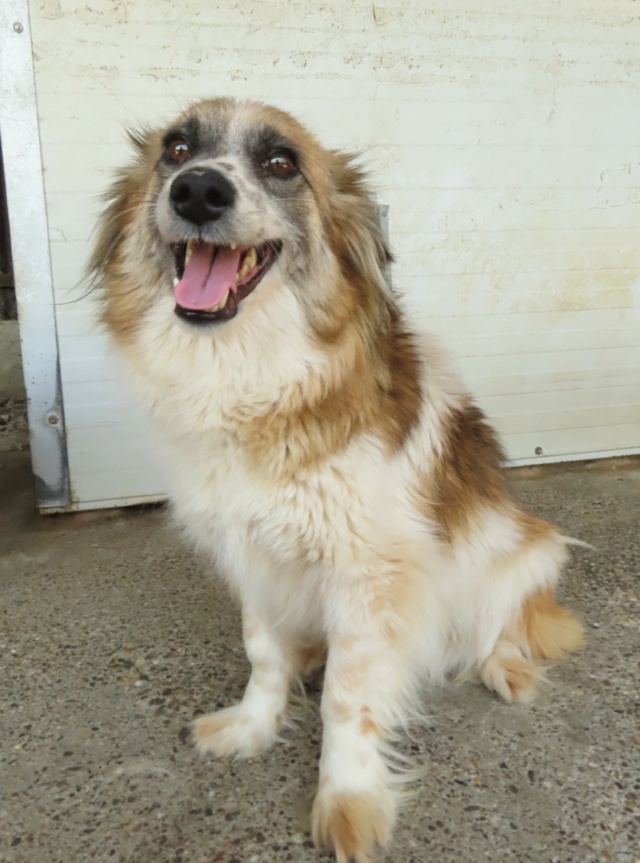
top-left (170, 168), bottom-right (236, 225)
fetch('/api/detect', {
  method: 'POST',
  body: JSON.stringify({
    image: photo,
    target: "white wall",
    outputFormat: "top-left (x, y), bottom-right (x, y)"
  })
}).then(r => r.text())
top-left (28, 0), bottom-right (640, 508)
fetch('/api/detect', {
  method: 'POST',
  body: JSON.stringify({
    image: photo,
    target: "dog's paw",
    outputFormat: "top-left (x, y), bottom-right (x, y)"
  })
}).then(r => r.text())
top-left (481, 651), bottom-right (542, 703)
top-left (192, 705), bottom-right (281, 758)
top-left (311, 787), bottom-right (394, 863)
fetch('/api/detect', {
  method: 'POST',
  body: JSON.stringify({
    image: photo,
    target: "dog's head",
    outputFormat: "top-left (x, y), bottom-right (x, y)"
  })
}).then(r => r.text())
top-left (92, 98), bottom-right (392, 342)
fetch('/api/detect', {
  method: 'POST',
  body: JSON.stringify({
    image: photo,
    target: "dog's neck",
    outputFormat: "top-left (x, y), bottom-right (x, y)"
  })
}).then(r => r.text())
top-left (117, 272), bottom-right (330, 435)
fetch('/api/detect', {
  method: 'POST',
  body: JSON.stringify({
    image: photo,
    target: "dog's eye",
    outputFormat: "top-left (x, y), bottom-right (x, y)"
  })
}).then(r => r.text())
top-left (264, 151), bottom-right (298, 178)
top-left (165, 137), bottom-right (191, 164)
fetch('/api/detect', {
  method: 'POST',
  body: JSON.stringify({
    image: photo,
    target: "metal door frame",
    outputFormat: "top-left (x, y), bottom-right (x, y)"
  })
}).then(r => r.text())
top-left (0, 0), bottom-right (70, 510)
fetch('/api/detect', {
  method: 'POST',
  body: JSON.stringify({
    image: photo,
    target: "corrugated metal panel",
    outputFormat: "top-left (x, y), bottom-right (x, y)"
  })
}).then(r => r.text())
top-left (28, 0), bottom-right (640, 508)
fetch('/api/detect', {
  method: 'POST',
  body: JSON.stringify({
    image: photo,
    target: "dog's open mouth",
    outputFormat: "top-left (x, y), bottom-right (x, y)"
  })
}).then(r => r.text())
top-left (171, 240), bottom-right (281, 323)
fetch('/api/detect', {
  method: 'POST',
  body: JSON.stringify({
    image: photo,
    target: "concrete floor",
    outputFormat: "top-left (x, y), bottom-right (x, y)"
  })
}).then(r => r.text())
top-left (1, 451), bottom-right (638, 863)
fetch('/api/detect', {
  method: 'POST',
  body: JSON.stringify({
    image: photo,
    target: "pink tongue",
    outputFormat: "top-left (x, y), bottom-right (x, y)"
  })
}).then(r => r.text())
top-left (173, 244), bottom-right (243, 310)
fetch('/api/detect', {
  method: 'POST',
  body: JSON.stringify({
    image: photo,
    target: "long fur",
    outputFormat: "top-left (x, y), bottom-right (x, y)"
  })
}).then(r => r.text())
top-left (92, 98), bottom-right (584, 863)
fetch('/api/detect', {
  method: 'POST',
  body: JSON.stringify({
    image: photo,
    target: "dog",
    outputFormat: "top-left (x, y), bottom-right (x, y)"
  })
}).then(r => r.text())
top-left (91, 98), bottom-right (584, 863)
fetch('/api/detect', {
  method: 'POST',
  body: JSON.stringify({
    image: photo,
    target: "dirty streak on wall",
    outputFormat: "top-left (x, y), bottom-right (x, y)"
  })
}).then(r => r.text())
top-left (28, 0), bottom-right (640, 507)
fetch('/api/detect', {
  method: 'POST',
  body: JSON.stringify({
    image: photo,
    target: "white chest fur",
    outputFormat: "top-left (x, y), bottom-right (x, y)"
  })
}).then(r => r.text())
top-left (119, 287), bottom-right (428, 636)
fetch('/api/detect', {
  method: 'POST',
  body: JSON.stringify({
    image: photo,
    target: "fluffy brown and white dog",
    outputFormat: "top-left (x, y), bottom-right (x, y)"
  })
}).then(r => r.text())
top-left (92, 98), bottom-right (584, 862)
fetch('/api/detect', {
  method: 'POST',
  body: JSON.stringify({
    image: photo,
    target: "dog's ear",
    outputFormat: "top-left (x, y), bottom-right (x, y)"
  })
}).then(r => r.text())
top-left (326, 151), bottom-right (393, 296)
top-left (88, 126), bottom-right (154, 281)
top-left (126, 126), bottom-right (154, 157)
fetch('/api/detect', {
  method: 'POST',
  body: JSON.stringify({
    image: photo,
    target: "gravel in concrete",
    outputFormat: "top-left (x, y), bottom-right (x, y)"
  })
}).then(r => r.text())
top-left (1, 451), bottom-right (638, 863)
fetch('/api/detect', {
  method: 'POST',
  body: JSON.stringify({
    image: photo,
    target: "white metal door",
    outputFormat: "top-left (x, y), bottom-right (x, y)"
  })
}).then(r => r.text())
top-left (10, 0), bottom-right (640, 509)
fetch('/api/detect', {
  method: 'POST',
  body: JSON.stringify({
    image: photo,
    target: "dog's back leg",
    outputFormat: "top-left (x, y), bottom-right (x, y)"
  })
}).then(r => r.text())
top-left (480, 586), bottom-right (584, 703)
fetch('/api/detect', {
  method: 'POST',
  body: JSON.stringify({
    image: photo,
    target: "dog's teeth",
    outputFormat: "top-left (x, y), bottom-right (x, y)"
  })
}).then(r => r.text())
top-left (230, 242), bottom-right (237, 250)
top-left (205, 289), bottom-right (230, 312)
top-left (236, 247), bottom-right (257, 282)
top-left (245, 247), bottom-right (257, 270)
top-left (173, 277), bottom-right (179, 287)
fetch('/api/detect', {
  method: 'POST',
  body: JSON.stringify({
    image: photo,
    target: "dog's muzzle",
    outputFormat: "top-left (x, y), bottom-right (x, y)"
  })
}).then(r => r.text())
top-left (167, 168), bottom-right (281, 325)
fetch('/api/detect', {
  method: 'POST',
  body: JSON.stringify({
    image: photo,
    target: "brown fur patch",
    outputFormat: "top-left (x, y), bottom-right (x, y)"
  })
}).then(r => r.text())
top-left (321, 155), bottom-right (422, 453)
top-left (90, 130), bottom-right (167, 344)
top-left (323, 653), bottom-right (373, 724)
top-left (382, 305), bottom-right (424, 451)
top-left (325, 698), bottom-right (355, 723)
top-left (328, 653), bottom-right (372, 693)
top-left (418, 399), bottom-right (509, 542)
top-left (520, 587), bottom-right (585, 660)
top-left (240, 302), bottom-right (422, 482)
top-left (360, 708), bottom-right (380, 737)
top-left (367, 553), bottom-right (423, 648)
top-left (518, 511), bottom-right (556, 545)
top-left (312, 790), bottom-right (392, 863)
top-left (297, 643), bottom-right (327, 676)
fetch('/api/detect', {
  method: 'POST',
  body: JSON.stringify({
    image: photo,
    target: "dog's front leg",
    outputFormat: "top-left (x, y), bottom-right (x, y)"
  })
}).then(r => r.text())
top-left (312, 615), bottom-right (416, 863)
top-left (192, 607), bottom-right (294, 758)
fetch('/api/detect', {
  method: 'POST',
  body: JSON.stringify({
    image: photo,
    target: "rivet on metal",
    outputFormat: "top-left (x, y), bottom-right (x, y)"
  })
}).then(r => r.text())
top-left (47, 414), bottom-right (59, 425)
top-left (13, 22), bottom-right (24, 33)
top-left (534, 446), bottom-right (543, 456)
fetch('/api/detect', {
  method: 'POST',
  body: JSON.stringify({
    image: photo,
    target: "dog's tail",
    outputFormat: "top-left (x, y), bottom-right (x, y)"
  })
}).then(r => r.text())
top-left (520, 587), bottom-right (585, 661)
